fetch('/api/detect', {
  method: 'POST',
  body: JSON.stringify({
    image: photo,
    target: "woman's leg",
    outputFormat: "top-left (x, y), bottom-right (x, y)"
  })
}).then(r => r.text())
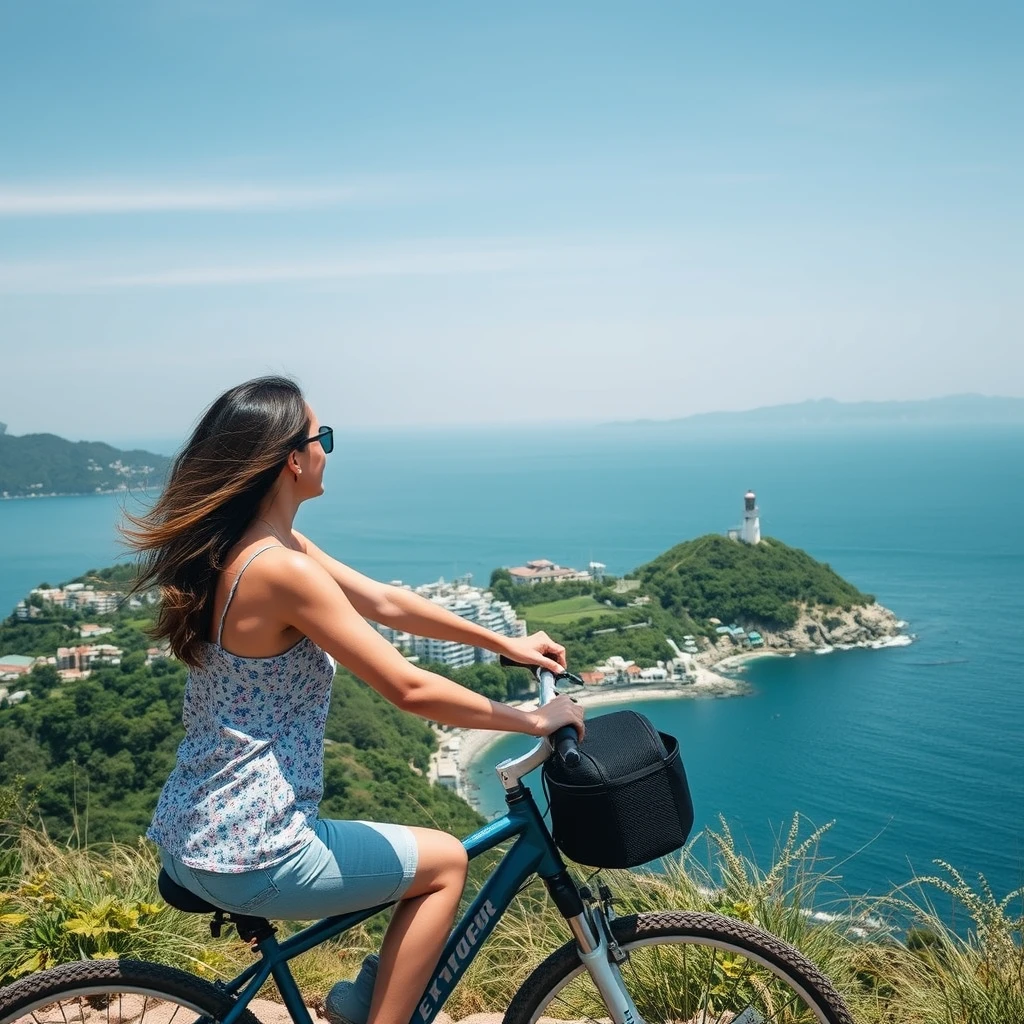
top-left (162, 821), bottom-right (466, 1024)
top-left (368, 826), bottom-right (468, 1024)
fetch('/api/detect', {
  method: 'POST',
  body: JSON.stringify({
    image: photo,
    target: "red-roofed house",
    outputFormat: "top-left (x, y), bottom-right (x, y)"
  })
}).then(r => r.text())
top-left (0, 655), bottom-right (36, 678)
top-left (508, 559), bottom-right (585, 585)
top-left (79, 623), bottom-right (114, 639)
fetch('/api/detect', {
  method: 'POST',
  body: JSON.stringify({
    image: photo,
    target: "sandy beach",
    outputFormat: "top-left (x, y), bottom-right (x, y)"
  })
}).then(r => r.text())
top-left (431, 661), bottom-right (753, 790)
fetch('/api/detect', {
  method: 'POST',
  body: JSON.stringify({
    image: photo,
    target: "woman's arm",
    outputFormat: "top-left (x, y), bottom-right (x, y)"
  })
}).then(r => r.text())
top-left (262, 547), bottom-right (583, 737)
top-left (294, 530), bottom-right (565, 672)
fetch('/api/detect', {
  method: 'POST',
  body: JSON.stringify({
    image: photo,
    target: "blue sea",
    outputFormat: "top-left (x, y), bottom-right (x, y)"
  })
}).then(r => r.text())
top-left (1, 423), bottom-right (1022, 908)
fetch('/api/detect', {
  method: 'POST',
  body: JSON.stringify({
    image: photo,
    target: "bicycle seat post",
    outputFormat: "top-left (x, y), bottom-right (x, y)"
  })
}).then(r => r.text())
top-left (231, 914), bottom-right (277, 949)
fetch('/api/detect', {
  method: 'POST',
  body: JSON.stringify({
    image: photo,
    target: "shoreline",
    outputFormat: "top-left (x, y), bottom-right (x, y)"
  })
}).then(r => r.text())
top-left (434, 632), bottom-right (914, 797)
top-left (0, 487), bottom-right (156, 501)
top-left (432, 662), bottom-right (755, 794)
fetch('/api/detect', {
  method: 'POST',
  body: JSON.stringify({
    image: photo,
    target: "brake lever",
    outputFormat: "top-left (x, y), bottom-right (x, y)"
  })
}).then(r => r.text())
top-left (554, 669), bottom-right (585, 688)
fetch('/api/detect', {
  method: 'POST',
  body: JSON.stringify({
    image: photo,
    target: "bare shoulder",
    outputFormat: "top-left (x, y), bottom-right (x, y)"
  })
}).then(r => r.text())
top-left (210, 543), bottom-right (328, 649)
top-left (248, 544), bottom-right (335, 595)
top-left (218, 542), bottom-right (314, 590)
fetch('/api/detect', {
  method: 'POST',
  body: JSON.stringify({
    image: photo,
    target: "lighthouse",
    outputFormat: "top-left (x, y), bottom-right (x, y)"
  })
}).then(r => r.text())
top-left (740, 490), bottom-right (761, 545)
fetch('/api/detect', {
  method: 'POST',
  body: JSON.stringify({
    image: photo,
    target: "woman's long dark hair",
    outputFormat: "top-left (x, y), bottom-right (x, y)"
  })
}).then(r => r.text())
top-left (122, 376), bottom-right (310, 666)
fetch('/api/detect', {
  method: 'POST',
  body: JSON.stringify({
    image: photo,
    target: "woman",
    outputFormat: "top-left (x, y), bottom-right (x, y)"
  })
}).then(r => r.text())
top-left (125, 376), bottom-right (584, 1024)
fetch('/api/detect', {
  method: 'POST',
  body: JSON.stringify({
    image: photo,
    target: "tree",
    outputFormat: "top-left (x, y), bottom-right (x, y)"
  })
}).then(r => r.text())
top-left (489, 569), bottom-right (515, 605)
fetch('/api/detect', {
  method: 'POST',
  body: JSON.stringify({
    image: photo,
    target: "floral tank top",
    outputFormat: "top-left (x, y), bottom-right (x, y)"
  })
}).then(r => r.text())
top-left (148, 546), bottom-right (336, 872)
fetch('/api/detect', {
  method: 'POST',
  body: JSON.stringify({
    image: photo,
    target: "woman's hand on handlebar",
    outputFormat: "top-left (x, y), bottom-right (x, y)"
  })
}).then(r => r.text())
top-left (501, 631), bottom-right (566, 674)
top-left (529, 693), bottom-right (585, 741)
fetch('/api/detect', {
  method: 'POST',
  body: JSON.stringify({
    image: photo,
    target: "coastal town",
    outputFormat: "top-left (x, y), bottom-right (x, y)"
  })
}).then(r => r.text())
top-left (0, 562), bottom-right (732, 703)
top-left (0, 421), bottom-right (168, 499)
top-left (0, 455), bottom-right (161, 499)
top-left (0, 582), bottom-right (167, 705)
top-left (2, 491), bottom-right (910, 725)
top-left (365, 565), bottom-right (752, 685)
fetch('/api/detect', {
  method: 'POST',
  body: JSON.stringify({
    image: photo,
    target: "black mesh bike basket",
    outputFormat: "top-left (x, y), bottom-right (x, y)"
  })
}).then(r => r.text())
top-left (543, 709), bottom-right (694, 869)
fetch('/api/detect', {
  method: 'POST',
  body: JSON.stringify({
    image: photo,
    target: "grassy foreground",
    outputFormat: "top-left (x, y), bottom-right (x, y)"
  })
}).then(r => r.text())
top-left (1, 799), bottom-right (1021, 1023)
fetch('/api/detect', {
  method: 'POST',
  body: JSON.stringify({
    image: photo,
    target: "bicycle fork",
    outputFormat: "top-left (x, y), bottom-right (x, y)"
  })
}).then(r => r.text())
top-left (565, 894), bottom-right (644, 1024)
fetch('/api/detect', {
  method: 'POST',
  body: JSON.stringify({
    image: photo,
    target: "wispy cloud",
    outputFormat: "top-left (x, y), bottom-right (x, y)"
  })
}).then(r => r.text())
top-left (0, 242), bottom-right (647, 293)
top-left (0, 179), bottom-right (412, 217)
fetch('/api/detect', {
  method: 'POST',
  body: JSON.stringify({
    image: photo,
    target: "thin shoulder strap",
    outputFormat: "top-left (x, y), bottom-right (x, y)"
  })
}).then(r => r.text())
top-left (216, 545), bottom-right (282, 647)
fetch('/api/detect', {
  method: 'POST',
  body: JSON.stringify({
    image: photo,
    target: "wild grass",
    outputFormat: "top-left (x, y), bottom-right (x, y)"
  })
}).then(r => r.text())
top-left (2, 801), bottom-right (1021, 1023)
top-left (883, 862), bottom-right (1024, 1024)
top-left (0, 825), bottom-right (241, 982)
top-left (0, 784), bottom-right (343, 998)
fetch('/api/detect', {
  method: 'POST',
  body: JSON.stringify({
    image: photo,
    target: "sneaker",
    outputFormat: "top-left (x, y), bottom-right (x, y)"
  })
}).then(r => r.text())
top-left (324, 953), bottom-right (379, 1024)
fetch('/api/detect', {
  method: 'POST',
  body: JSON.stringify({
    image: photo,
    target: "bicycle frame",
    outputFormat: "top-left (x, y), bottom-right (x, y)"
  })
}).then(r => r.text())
top-left (216, 784), bottom-right (575, 1024)
top-left (213, 667), bottom-right (641, 1024)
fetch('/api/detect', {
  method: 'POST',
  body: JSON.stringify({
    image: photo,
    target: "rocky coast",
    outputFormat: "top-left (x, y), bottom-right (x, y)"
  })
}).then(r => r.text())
top-left (695, 601), bottom-right (909, 669)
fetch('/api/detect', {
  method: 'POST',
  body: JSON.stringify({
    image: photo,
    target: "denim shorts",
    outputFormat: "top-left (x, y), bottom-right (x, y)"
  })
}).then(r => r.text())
top-left (160, 818), bottom-right (419, 919)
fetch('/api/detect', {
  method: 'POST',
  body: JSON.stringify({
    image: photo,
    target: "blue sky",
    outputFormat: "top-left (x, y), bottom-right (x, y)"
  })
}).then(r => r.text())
top-left (1, 2), bottom-right (1021, 440)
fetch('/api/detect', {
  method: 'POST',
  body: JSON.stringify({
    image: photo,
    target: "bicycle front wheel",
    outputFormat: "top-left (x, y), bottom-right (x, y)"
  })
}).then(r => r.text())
top-left (505, 910), bottom-right (853, 1024)
top-left (0, 958), bottom-right (262, 1024)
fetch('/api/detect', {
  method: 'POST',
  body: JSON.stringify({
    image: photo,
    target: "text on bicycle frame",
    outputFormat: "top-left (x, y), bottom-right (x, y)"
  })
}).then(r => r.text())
top-left (418, 900), bottom-right (499, 1021)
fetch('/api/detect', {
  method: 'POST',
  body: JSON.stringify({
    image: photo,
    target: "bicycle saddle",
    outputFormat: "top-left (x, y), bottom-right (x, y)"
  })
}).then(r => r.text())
top-left (157, 869), bottom-right (276, 943)
top-left (157, 868), bottom-right (219, 914)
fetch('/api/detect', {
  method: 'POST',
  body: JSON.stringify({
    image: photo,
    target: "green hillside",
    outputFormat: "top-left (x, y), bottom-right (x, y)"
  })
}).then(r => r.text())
top-left (637, 534), bottom-right (873, 629)
top-left (0, 576), bottom-right (482, 844)
top-left (0, 429), bottom-right (168, 497)
top-left (490, 534), bottom-right (877, 671)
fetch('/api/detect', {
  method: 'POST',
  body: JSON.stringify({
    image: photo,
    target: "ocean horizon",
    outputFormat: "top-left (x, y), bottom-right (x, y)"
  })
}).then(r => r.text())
top-left (2, 422), bottom-right (1022, 907)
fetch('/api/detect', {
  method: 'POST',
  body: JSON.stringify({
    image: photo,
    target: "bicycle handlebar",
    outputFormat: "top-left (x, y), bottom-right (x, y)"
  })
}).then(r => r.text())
top-left (499, 656), bottom-right (581, 768)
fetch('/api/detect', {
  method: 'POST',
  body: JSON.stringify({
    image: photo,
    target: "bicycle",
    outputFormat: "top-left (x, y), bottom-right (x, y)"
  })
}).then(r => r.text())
top-left (0, 665), bottom-right (854, 1024)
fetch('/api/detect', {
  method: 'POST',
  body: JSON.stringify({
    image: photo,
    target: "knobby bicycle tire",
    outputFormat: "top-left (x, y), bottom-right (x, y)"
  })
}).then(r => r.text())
top-left (0, 958), bottom-right (262, 1024)
top-left (504, 910), bottom-right (854, 1024)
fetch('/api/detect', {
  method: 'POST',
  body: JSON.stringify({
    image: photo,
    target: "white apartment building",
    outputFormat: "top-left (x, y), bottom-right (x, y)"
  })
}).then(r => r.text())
top-left (373, 579), bottom-right (526, 668)
top-left (29, 586), bottom-right (123, 615)
top-left (414, 637), bottom-right (477, 669)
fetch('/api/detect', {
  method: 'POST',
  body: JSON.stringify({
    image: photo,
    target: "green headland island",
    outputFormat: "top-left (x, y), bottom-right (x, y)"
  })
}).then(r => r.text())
top-left (0, 424), bottom-right (169, 499)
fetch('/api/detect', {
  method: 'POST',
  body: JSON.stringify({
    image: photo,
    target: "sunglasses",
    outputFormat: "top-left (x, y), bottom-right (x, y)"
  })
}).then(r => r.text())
top-left (296, 425), bottom-right (334, 455)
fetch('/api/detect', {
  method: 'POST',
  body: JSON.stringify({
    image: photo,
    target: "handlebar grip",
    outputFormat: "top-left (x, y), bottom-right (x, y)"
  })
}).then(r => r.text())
top-left (552, 725), bottom-right (581, 768)
top-left (499, 654), bottom-right (537, 671)
top-left (499, 658), bottom-right (578, 765)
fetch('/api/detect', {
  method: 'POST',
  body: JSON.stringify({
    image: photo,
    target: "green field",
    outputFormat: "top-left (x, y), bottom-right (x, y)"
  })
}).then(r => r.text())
top-left (524, 595), bottom-right (623, 624)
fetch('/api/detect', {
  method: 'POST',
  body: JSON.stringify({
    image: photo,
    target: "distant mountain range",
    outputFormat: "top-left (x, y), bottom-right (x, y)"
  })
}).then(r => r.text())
top-left (2, 392), bottom-right (1021, 498)
top-left (608, 394), bottom-right (1024, 431)
top-left (0, 423), bottom-right (169, 498)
